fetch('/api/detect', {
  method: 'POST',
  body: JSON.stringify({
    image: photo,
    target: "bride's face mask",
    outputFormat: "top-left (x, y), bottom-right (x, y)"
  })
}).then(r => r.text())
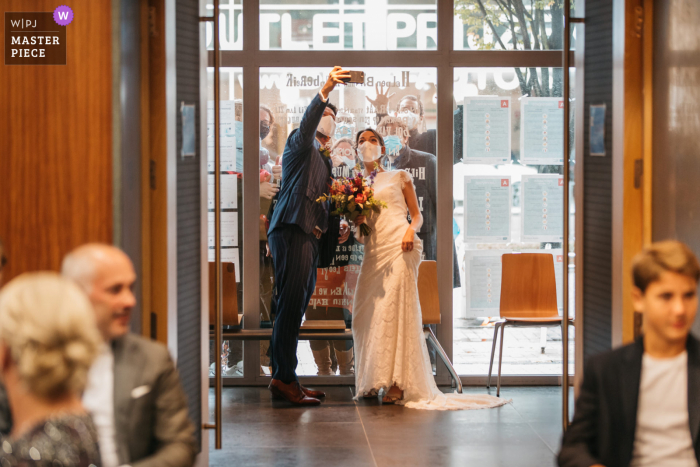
top-left (358, 141), bottom-right (382, 163)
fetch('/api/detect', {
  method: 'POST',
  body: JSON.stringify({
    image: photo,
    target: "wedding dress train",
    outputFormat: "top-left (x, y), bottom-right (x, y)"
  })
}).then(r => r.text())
top-left (352, 169), bottom-right (507, 410)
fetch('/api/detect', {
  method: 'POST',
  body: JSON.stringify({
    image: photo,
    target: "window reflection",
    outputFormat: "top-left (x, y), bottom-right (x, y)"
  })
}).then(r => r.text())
top-left (452, 67), bottom-right (575, 376)
top-left (453, 0), bottom-right (565, 51)
top-left (207, 68), bottom-right (245, 378)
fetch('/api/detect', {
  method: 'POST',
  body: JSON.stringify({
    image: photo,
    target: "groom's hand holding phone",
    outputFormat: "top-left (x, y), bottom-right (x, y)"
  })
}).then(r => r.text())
top-left (320, 66), bottom-right (351, 100)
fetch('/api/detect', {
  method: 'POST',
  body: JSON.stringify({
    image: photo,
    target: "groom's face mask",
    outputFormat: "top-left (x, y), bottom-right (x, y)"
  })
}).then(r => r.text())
top-left (317, 110), bottom-right (336, 139)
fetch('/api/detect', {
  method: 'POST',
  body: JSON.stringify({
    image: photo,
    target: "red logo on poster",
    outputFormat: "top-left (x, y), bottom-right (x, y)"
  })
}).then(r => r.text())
top-left (558, 178), bottom-right (564, 186)
top-left (501, 179), bottom-right (509, 187)
top-left (501, 100), bottom-right (509, 108)
top-left (558, 101), bottom-right (564, 108)
top-left (557, 255), bottom-right (564, 262)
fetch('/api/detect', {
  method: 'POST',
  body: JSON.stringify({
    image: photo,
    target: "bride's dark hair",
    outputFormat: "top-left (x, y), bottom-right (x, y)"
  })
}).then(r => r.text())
top-left (354, 128), bottom-right (387, 170)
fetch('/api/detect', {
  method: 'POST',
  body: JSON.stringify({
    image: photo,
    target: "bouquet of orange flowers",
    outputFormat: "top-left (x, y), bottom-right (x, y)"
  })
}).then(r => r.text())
top-left (317, 169), bottom-right (387, 236)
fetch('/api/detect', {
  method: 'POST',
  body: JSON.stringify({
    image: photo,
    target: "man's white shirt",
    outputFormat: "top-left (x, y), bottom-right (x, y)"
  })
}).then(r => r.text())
top-left (83, 343), bottom-right (120, 467)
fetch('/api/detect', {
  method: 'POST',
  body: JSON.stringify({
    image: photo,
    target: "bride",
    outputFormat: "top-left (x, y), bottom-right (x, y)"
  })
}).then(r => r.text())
top-left (350, 128), bottom-right (507, 410)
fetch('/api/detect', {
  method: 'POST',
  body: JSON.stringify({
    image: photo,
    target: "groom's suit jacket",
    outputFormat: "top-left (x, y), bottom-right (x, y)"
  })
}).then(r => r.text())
top-left (558, 335), bottom-right (700, 467)
top-left (268, 92), bottom-right (332, 236)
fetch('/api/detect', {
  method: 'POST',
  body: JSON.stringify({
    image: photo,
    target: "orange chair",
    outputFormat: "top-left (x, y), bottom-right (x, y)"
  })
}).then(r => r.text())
top-left (418, 261), bottom-right (463, 393)
top-left (487, 253), bottom-right (574, 396)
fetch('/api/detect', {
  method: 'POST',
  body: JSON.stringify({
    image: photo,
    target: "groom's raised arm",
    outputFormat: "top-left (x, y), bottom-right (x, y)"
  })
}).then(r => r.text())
top-left (285, 66), bottom-right (349, 164)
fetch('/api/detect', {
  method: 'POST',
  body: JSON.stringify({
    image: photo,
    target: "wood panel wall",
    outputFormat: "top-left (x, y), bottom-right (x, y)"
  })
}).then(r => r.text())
top-left (0, 1), bottom-right (112, 281)
top-left (620, 0), bottom-right (646, 343)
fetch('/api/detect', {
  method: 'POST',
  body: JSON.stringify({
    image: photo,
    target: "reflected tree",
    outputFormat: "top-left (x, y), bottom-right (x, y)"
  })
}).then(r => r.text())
top-left (455, 0), bottom-right (567, 97)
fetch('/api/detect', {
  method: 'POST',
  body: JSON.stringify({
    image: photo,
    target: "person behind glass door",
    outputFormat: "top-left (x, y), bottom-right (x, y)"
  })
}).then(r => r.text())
top-left (330, 137), bottom-right (357, 178)
top-left (0, 272), bottom-right (102, 466)
top-left (377, 116), bottom-right (437, 263)
top-left (260, 102), bottom-right (279, 322)
top-left (366, 85), bottom-right (436, 157)
top-left (61, 244), bottom-right (197, 467)
top-left (559, 241), bottom-right (700, 467)
top-left (367, 87), bottom-right (460, 289)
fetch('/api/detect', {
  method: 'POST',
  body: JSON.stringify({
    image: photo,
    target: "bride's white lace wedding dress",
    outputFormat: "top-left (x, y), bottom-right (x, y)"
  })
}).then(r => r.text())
top-left (352, 169), bottom-right (507, 410)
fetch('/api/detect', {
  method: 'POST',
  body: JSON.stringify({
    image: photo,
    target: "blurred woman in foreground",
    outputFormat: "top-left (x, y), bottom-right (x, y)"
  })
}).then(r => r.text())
top-left (0, 272), bottom-right (102, 466)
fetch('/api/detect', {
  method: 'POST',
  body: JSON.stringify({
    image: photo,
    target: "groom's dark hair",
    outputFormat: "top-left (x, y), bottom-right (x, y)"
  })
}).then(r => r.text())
top-left (326, 102), bottom-right (338, 116)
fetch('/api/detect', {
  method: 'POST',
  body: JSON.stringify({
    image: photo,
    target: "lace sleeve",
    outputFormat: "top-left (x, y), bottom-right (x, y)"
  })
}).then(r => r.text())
top-left (398, 169), bottom-right (415, 190)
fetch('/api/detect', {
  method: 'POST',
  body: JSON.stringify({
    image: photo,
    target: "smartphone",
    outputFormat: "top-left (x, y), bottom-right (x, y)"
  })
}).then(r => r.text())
top-left (341, 71), bottom-right (365, 84)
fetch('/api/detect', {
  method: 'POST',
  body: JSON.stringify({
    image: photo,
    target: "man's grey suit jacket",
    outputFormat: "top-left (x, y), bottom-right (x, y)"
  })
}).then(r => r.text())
top-left (112, 333), bottom-right (197, 467)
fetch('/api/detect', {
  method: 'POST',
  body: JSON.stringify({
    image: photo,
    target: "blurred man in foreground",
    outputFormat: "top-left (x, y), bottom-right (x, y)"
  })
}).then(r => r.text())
top-left (62, 244), bottom-right (197, 467)
top-left (559, 241), bottom-right (700, 467)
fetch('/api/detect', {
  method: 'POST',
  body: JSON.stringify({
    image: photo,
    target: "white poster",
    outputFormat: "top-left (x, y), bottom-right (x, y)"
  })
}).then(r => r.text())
top-left (463, 96), bottom-right (511, 164)
top-left (207, 174), bottom-right (238, 210)
top-left (464, 176), bottom-right (511, 243)
top-left (523, 249), bottom-right (565, 314)
top-left (208, 212), bottom-right (238, 247)
top-left (520, 97), bottom-right (565, 165)
top-left (208, 247), bottom-right (240, 280)
top-left (521, 174), bottom-right (564, 243)
top-left (464, 250), bottom-right (511, 318)
top-left (207, 100), bottom-right (237, 172)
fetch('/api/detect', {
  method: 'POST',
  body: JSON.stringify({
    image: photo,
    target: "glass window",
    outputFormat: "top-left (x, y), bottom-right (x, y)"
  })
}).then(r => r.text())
top-left (205, 0), bottom-right (243, 50)
top-left (260, 1), bottom-right (437, 50)
top-left (452, 67), bottom-right (575, 376)
top-left (453, 0), bottom-right (565, 51)
top-left (207, 67), bottom-right (244, 378)
top-left (259, 67), bottom-right (437, 376)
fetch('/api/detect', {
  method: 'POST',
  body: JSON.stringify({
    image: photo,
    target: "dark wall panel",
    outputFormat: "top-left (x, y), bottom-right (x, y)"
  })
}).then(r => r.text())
top-left (176, 0), bottom-right (202, 450)
top-left (651, 0), bottom-right (700, 335)
top-left (583, 0), bottom-right (614, 360)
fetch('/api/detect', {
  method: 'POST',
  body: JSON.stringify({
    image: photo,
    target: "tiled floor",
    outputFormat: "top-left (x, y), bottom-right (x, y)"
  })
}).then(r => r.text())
top-left (208, 386), bottom-right (569, 467)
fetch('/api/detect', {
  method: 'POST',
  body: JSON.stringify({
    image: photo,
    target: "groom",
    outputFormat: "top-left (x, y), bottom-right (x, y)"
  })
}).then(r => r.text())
top-left (267, 66), bottom-right (351, 405)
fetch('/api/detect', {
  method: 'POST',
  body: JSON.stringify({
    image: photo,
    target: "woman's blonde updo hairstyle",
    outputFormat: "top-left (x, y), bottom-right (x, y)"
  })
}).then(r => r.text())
top-left (0, 272), bottom-right (101, 399)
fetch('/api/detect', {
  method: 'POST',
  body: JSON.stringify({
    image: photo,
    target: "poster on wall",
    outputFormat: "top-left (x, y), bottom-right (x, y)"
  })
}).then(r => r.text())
top-left (463, 250), bottom-right (511, 318)
top-left (463, 96), bottom-right (511, 164)
top-left (521, 175), bottom-right (564, 243)
top-left (523, 249), bottom-right (565, 315)
top-left (520, 97), bottom-right (564, 165)
top-left (463, 176), bottom-right (512, 243)
top-left (207, 100), bottom-right (237, 172)
top-left (207, 174), bottom-right (238, 210)
top-left (590, 104), bottom-right (606, 156)
top-left (208, 212), bottom-right (239, 247)
top-left (208, 247), bottom-right (240, 280)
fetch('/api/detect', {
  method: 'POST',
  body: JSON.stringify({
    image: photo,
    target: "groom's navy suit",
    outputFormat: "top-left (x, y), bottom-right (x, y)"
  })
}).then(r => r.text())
top-left (268, 93), bottom-right (332, 384)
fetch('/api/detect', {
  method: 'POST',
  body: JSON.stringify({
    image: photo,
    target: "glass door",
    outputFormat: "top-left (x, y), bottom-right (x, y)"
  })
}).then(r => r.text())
top-left (203, 0), bottom-right (584, 447)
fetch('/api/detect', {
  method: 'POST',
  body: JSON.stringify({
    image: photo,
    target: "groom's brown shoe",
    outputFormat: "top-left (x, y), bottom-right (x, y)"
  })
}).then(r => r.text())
top-left (300, 385), bottom-right (326, 398)
top-left (269, 379), bottom-right (321, 406)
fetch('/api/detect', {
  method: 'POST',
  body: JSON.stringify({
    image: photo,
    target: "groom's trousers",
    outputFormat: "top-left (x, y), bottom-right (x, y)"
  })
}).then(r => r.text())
top-left (268, 224), bottom-right (319, 384)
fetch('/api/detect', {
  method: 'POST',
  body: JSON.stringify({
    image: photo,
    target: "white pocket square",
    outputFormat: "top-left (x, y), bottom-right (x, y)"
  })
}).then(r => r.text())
top-left (131, 385), bottom-right (151, 399)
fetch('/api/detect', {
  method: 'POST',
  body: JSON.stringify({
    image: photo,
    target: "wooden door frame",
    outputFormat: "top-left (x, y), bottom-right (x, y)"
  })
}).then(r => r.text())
top-left (612, 0), bottom-right (654, 346)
